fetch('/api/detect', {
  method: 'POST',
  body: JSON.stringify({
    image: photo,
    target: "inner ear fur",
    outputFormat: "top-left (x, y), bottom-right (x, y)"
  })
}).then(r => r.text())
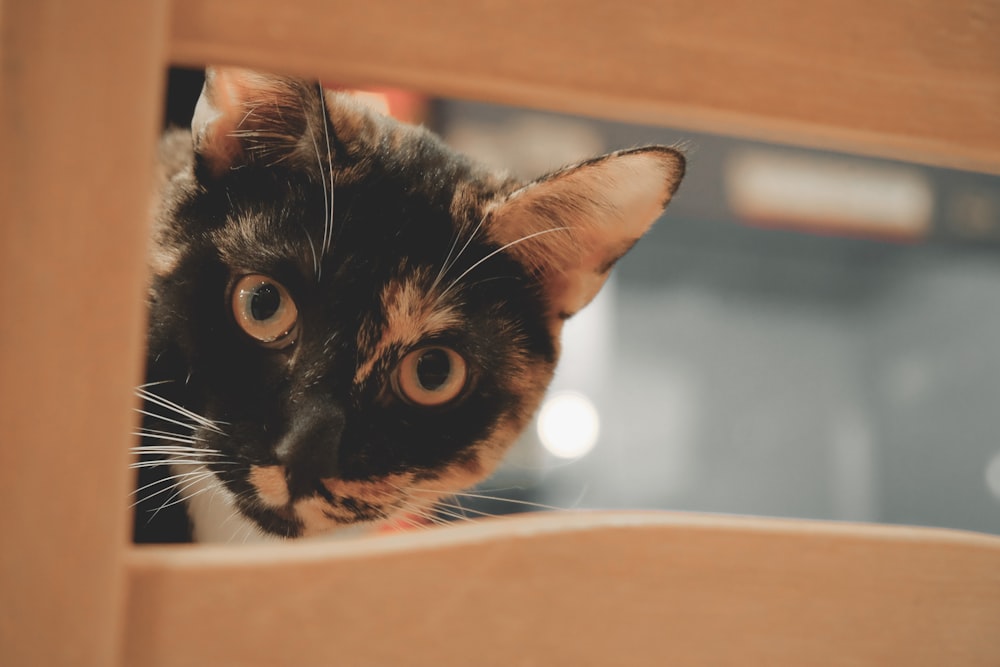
top-left (485, 146), bottom-right (685, 319)
top-left (191, 67), bottom-right (324, 178)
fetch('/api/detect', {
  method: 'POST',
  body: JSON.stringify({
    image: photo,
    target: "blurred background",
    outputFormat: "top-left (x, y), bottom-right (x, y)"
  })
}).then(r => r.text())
top-left (434, 98), bottom-right (1000, 537)
top-left (168, 69), bottom-right (1000, 536)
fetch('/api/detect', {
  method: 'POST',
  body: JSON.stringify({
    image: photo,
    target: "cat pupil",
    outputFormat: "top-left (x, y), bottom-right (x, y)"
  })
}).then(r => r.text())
top-left (416, 349), bottom-right (452, 390)
top-left (250, 284), bottom-right (280, 321)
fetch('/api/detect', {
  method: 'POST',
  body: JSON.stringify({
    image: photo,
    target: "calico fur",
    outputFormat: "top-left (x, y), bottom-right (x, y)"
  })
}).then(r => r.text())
top-left (135, 67), bottom-right (684, 543)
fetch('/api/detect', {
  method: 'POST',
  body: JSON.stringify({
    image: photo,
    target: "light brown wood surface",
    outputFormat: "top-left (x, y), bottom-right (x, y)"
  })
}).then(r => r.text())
top-left (0, 1), bottom-right (167, 664)
top-left (2, 1), bottom-right (1000, 666)
top-left (169, 0), bottom-right (1000, 174)
top-left (126, 512), bottom-right (1000, 666)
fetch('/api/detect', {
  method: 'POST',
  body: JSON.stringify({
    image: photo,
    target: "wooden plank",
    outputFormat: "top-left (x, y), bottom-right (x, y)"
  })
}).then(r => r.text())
top-left (168, 0), bottom-right (1000, 174)
top-left (0, 2), bottom-right (168, 665)
top-left (126, 512), bottom-right (1000, 666)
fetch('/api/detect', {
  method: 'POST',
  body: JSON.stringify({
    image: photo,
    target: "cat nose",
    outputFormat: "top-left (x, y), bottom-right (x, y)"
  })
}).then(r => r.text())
top-left (274, 394), bottom-right (345, 487)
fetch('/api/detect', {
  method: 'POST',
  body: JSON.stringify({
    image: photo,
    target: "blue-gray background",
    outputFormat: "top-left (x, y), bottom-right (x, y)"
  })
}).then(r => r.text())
top-left (433, 99), bottom-right (1000, 536)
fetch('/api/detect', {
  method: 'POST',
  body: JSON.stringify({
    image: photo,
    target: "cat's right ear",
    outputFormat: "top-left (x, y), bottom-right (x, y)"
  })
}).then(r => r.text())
top-left (191, 67), bottom-right (321, 179)
top-left (485, 146), bottom-right (685, 321)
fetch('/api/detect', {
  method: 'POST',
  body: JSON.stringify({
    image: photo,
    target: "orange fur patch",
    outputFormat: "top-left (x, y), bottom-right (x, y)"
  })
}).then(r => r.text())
top-left (294, 496), bottom-right (340, 537)
top-left (248, 464), bottom-right (290, 507)
top-left (354, 272), bottom-right (463, 384)
top-left (286, 408), bottom-right (546, 535)
top-left (319, 474), bottom-right (411, 507)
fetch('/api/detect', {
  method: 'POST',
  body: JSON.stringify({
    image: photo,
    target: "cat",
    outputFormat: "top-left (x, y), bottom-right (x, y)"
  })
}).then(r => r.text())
top-left (134, 67), bottom-right (685, 544)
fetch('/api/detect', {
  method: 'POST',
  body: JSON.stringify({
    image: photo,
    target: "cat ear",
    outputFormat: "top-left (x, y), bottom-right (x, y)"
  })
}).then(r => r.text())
top-left (487, 146), bottom-right (685, 319)
top-left (191, 67), bottom-right (322, 178)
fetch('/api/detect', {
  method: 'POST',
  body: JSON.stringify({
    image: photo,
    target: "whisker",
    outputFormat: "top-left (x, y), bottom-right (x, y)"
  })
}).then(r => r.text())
top-left (434, 499), bottom-right (501, 522)
top-left (432, 231), bottom-right (465, 292)
top-left (148, 480), bottom-right (212, 517)
top-left (431, 210), bottom-right (489, 293)
top-left (138, 380), bottom-right (173, 389)
top-left (447, 493), bottom-right (471, 520)
top-left (410, 488), bottom-right (567, 513)
top-left (147, 473), bottom-right (216, 520)
top-left (207, 484), bottom-right (228, 516)
top-left (299, 222), bottom-right (320, 280)
top-left (132, 432), bottom-right (200, 445)
top-left (438, 227), bottom-right (572, 301)
top-left (131, 453), bottom-right (226, 463)
top-left (239, 519), bottom-right (261, 545)
top-left (131, 444), bottom-right (224, 456)
top-left (134, 428), bottom-right (201, 440)
top-left (219, 499), bottom-right (249, 534)
top-left (308, 126), bottom-right (328, 282)
top-left (317, 84), bottom-right (335, 258)
top-left (129, 459), bottom-right (237, 469)
top-left (132, 468), bottom-right (212, 494)
top-left (416, 491), bottom-right (473, 521)
top-left (397, 501), bottom-right (451, 528)
top-left (131, 459), bottom-right (210, 470)
top-left (131, 470), bottom-right (216, 508)
top-left (305, 82), bottom-right (336, 283)
top-left (135, 387), bottom-right (225, 434)
top-left (426, 502), bottom-right (481, 524)
top-left (134, 409), bottom-right (200, 434)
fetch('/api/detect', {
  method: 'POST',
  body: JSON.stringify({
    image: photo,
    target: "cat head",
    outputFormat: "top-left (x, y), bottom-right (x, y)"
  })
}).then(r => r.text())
top-left (143, 67), bottom-right (684, 540)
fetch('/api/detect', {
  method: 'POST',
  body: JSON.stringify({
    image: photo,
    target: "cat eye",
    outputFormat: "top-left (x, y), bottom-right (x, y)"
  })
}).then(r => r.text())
top-left (394, 346), bottom-right (468, 407)
top-left (231, 274), bottom-right (299, 348)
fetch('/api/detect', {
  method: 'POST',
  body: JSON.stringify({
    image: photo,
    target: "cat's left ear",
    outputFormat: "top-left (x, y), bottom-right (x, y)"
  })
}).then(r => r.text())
top-left (487, 146), bottom-right (685, 319)
top-left (191, 67), bottom-right (322, 179)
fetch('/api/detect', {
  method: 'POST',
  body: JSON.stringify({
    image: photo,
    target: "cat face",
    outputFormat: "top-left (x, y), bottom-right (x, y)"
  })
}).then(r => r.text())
top-left (138, 67), bottom-right (684, 542)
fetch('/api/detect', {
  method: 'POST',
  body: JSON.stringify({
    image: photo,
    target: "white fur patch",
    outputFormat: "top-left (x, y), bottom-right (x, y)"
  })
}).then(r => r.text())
top-left (172, 462), bottom-right (281, 545)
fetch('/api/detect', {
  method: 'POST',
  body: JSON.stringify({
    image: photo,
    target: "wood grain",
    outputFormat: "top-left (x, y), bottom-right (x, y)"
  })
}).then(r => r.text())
top-left (126, 512), bottom-right (1000, 666)
top-left (4, 2), bottom-right (1000, 666)
top-left (169, 0), bottom-right (1000, 173)
top-left (0, 2), bottom-right (167, 665)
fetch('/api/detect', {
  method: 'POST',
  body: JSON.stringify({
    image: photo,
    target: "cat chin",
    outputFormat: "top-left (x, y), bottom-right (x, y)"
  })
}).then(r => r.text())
top-left (176, 467), bottom-right (282, 544)
top-left (178, 461), bottom-right (422, 542)
top-left (169, 460), bottom-right (298, 543)
top-left (176, 438), bottom-right (511, 543)
top-left (181, 471), bottom-right (375, 544)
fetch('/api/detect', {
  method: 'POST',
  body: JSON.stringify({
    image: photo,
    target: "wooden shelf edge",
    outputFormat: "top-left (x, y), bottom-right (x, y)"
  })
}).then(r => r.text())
top-left (127, 510), bottom-right (1000, 568)
top-left (124, 511), bottom-right (1000, 666)
top-left (168, 0), bottom-right (1000, 175)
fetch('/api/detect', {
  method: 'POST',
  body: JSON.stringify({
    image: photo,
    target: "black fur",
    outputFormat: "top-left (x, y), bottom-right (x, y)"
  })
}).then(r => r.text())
top-left (138, 127), bottom-right (553, 542)
top-left (135, 69), bottom-right (682, 543)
